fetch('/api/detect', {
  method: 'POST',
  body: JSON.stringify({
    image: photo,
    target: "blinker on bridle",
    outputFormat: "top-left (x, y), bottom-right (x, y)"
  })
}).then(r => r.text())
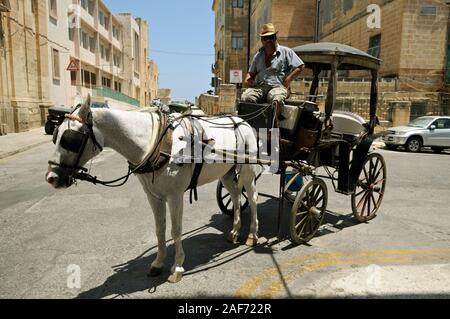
top-left (48, 105), bottom-right (103, 174)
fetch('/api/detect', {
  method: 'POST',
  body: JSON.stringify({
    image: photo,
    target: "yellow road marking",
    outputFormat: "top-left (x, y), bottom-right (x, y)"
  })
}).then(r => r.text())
top-left (235, 248), bottom-right (450, 298)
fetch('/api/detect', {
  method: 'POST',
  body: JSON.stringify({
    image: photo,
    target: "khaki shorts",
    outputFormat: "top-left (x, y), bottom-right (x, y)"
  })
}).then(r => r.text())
top-left (241, 85), bottom-right (288, 105)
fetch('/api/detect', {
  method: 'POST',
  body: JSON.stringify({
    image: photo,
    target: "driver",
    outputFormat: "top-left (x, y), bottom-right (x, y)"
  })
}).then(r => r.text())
top-left (241, 23), bottom-right (305, 127)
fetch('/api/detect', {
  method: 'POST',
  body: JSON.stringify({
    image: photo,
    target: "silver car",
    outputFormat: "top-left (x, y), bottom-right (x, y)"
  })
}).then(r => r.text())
top-left (383, 116), bottom-right (450, 153)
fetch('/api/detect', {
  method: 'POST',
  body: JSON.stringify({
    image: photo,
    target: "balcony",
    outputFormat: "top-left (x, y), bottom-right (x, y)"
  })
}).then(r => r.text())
top-left (94, 86), bottom-right (140, 107)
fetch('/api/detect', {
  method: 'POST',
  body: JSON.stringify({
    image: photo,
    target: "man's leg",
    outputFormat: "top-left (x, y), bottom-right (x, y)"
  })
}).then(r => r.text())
top-left (241, 87), bottom-right (264, 104)
top-left (267, 86), bottom-right (289, 128)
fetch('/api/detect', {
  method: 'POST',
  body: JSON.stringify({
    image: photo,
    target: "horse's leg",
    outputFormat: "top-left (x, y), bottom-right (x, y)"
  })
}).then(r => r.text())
top-left (146, 194), bottom-right (167, 277)
top-left (240, 165), bottom-right (259, 247)
top-left (221, 168), bottom-right (242, 244)
top-left (167, 194), bottom-right (185, 283)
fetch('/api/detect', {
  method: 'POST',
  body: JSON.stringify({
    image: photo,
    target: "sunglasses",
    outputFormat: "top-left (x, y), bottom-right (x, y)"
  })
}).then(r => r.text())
top-left (261, 35), bottom-right (276, 42)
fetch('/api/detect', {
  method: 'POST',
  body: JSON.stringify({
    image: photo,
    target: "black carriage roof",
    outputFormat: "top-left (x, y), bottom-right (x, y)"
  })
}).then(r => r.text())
top-left (292, 42), bottom-right (381, 71)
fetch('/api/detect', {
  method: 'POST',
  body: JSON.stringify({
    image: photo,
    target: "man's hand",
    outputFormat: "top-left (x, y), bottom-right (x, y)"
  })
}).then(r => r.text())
top-left (246, 78), bottom-right (255, 88)
top-left (244, 72), bottom-right (255, 88)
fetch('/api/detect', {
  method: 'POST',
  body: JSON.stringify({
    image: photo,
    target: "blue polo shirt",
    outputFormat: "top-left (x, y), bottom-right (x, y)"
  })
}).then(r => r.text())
top-left (249, 45), bottom-right (304, 87)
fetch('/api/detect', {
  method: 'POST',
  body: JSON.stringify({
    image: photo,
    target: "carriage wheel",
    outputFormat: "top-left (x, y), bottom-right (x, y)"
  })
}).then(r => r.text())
top-left (351, 153), bottom-right (387, 222)
top-left (290, 178), bottom-right (328, 244)
top-left (216, 181), bottom-right (249, 216)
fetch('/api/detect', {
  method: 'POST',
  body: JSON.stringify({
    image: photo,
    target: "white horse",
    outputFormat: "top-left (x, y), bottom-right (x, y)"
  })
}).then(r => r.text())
top-left (45, 95), bottom-right (260, 283)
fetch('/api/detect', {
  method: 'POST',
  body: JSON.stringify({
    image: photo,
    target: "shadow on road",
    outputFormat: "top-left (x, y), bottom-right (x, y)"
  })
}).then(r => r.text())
top-left (76, 197), bottom-right (360, 299)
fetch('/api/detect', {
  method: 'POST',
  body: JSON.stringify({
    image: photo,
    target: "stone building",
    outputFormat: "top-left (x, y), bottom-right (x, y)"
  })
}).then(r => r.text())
top-left (0, 0), bottom-right (53, 134)
top-left (0, 0), bottom-right (159, 134)
top-left (314, 0), bottom-right (450, 122)
top-left (208, 0), bottom-right (450, 125)
top-left (212, 0), bottom-right (316, 86)
top-left (147, 60), bottom-right (159, 104)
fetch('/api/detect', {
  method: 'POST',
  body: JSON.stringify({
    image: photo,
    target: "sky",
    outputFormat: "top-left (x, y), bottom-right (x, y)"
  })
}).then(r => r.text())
top-left (105, 0), bottom-right (215, 102)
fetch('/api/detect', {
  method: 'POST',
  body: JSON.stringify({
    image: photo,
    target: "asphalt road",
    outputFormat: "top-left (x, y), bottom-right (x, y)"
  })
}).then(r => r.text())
top-left (1, 142), bottom-right (450, 299)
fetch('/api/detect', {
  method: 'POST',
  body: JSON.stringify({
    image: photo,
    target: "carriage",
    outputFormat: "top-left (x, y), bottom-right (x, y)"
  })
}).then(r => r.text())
top-left (216, 42), bottom-right (387, 244)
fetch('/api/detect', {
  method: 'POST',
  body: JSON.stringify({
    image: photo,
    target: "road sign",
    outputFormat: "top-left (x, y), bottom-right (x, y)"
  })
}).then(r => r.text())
top-left (67, 58), bottom-right (79, 71)
top-left (230, 69), bottom-right (242, 84)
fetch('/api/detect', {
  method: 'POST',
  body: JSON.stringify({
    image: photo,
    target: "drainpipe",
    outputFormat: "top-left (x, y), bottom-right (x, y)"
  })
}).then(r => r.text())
top-left (247, 0), bottom-right (251, 70)
top-left (314, 0), bottom-right (321, 43)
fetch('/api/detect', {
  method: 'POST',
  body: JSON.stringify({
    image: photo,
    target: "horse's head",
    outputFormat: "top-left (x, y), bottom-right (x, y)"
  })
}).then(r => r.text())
top-left (46, 95), bottom-right (104, 188)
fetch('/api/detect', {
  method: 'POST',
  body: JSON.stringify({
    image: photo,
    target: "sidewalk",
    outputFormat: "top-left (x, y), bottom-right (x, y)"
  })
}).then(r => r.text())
top-left (0, 127), bottom-right (51, 160)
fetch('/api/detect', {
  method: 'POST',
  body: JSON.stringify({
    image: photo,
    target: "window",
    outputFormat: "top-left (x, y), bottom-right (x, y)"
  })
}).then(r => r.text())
top-left (82, 70), bottom-right (96, 88)
top-left (99, 10), bottom-right (109, 30)
top-left (134, 32), bottom-right (140, 71)
top-left (49, 0), bottom-right (57, 19)
top-left (68, 27), bottom-right (75, 41)
top-left (113, 54), bottom-right (121, 67)
top-left (99, 11), bottom-right (104, 25)
top-left (102, 76), bottom-right (111, 88)
top-left (114, 81), bottom-right (122, 92)
top-left (81, 31), bottom-right (89, 50)
top-left (368, 34), bottom-right (381, 58)
top-left (100, 44), bottom-right (110, 61)
top-left (432, 118), bottom-right (450, 129)
top-left (113, 25), bottom-right (120, 40)
top-left (232, 0), bottom-right (243, 8)
top-left (343, 0), bottom-right (353, 12)
top-left (31, 0), bottom-right (36, 14)
top-left (80, 0), bottom-right (88, 11)
top-left (52, 48), bottom-right (60, 80)
top-left (71, 71), bottom-right (77, 86)
top-left (232, 31), bottom-right (243, 49)
top-left (87, 0), bottom-right (95, 15)
top-left (322, 0), bottom-right (332, 25)
top-left (89, 36), bottom-right (96, 53)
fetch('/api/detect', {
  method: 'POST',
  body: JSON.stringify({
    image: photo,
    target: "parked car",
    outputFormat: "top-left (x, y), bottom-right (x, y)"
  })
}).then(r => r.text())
top-left (383, 116), bottom-right (450, 153)
top-left (44, 102), bottom-right (110, 135)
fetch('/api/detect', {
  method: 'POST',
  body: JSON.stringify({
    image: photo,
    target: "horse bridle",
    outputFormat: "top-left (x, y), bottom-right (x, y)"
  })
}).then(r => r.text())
top-left (48, 105), bottom-right (103, 175)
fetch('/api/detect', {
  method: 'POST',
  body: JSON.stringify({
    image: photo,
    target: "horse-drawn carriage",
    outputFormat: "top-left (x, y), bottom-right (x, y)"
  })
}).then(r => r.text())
top-left (216, 42), bottom-right (387, 244)
top-left (46, 42), bottom-right (387, 282)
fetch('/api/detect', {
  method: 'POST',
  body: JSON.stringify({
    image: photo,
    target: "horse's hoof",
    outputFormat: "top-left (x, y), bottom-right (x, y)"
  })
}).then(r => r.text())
top-left (168, 272), bottom-right (183, 283)
top-left (147, 267), bottom-right (163, 277)
top-left (245, 237), bottom-right (258, 247)
top-left (227, 232), bottom-right (239, 244)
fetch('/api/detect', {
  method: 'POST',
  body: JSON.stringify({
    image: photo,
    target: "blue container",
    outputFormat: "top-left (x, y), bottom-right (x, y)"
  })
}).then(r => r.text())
top-left (284, 172), bottom-right (304, 192)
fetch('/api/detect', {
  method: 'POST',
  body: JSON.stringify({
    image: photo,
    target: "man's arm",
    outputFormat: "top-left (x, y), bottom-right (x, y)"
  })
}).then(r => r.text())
top-left (283, 64), bottom-right (305, 90)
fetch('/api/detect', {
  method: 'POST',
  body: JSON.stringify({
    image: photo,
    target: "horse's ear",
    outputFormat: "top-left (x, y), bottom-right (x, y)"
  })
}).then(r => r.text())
top-left (79, 94), bottom-right (92, 125)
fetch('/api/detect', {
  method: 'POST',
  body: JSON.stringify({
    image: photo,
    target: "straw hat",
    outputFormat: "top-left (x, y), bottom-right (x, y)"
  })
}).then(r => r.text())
top-left (259, 23), bottom-right (278, 37)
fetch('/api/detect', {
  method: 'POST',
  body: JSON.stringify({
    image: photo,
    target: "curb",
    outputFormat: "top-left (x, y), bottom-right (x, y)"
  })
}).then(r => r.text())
top-left (0, 140), bottom-right (49, 160)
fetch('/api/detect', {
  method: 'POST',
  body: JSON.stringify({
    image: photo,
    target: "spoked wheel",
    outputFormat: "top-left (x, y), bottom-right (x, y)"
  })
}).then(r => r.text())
top-left (351, 153), bottom-right (387, 222)
top-left (216, 180), bottom-right (249, 216)
top-left (290, 178), bottom-right (328, 245)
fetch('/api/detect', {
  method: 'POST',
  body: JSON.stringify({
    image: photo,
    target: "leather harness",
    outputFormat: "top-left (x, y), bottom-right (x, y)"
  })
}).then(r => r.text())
top-left (128, 111), bottom-right (208, 204)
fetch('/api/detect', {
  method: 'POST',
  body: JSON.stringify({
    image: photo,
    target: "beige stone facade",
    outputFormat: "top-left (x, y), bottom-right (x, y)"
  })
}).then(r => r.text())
top-left (0, 0), bottom-right (158, 134)
top-left (0, 0), bottom-right (53, 134)
top-left (212, 0), bottom-right (250, 85)
top-left (210, 0), bottom-right (450, 123)
top-left (147, 60), bottom-right (159, 103)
